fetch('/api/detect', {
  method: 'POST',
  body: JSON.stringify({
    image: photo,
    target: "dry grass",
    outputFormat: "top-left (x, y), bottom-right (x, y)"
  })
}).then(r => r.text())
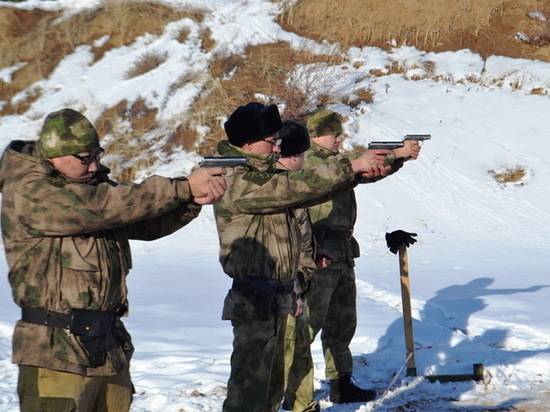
top-left (0, 1), bottom-right (205, 112)
top-left (124, 51), bottom-right (168, 79)
top-left (182, 41), bottom-right (351, 156)
top-left (279, 0), bottom-right (550, 62)
top-left (95, 99), bottom-right (160, 181)
top-left (488, 166), bottom-right (527, 186)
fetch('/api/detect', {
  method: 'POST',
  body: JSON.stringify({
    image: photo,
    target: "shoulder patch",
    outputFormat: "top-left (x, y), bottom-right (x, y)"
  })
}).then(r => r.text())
top-left (242, 170), bottom-right (273, 186)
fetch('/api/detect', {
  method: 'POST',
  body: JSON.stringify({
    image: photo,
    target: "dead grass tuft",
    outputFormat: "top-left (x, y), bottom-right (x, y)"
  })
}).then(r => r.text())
top-left (200, 28), bottom-right (216, 52)
top-left (489, 166), bottom-right (527, 186)
top-left (342, 88), bottom-right (375, 107)
top-left (124, 51), bottom-right (168, 79)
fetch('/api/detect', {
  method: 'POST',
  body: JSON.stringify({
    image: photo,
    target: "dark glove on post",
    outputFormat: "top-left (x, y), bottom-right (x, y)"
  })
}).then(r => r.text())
top-left (385, 230), bottom-right (418, 254)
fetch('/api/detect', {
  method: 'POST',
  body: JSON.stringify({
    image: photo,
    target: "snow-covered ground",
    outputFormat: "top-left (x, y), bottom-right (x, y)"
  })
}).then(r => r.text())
top-left (1, 1), bottom-right (550, 410)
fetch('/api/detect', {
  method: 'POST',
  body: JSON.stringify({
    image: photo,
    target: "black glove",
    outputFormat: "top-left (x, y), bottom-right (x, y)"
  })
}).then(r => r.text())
top-left (385, 230), bottom-right (417, 254)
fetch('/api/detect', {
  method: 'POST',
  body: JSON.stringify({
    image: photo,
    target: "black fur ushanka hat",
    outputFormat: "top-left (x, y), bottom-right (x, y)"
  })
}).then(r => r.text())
top-left (224, 102), bottom-right (282, 146)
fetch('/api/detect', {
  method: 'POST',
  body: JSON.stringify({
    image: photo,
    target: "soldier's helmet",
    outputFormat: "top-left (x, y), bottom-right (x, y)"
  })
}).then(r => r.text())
top-left (38, 108), bottom-right (100, 158)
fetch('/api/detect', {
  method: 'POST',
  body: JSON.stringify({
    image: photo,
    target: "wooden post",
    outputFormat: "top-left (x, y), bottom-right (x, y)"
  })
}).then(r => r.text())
top-left (399, 244), bottom-right (417, 377)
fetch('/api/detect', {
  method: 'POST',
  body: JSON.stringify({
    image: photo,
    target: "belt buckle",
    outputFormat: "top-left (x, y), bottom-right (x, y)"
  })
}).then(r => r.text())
top-left (345, 229), bottom-right (353, 240)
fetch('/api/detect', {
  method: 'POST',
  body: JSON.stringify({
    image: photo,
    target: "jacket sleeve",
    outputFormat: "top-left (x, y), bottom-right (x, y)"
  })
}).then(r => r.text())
top-left (294, 208), bottom-right (317, 294)
top-left (356, 158), bottom-right (405, 184)
top-left (217, 158), bottom-right (357, 215)
top-left (124, 201), bottom-right (202, 240)
top-left (15, 173), bottom-right (195, 237)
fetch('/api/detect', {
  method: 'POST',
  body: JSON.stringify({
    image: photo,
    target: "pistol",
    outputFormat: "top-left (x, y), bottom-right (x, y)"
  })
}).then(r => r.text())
top-left (199, 156), bottom-right (247, 168)
top-left (367, 141), bottom-right (404, 150)
top-left (404, 134), bottom-right (431, 142)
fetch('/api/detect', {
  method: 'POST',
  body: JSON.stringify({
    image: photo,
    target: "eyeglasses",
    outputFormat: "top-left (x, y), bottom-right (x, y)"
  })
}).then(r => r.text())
top-left (72, 148), bottom-right (105, 165)
top-left (262, 138), bottom-right (282, 148)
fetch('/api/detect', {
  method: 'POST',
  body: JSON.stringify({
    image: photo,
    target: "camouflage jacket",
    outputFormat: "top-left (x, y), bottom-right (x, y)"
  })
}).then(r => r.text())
top-left (303, 141), bottom-right (404, 267)
top-left (214, 140), bottom-right (358, 284)
top-left (276, 162), bottom-right (317, 295)
top-left (0, 140), bottom-right (201, 376)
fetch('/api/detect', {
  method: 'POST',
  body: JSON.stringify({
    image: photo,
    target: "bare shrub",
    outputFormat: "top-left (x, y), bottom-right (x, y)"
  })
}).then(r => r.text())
top-left (173, 76), bottom-right (240, 156)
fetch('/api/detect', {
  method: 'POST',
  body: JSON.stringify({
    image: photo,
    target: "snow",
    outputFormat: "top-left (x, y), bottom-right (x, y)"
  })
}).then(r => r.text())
top-left (1, 0), bottom-right (550, 410)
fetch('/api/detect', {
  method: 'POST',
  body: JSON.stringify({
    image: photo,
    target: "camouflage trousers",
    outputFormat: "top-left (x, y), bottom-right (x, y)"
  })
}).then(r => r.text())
top-left (283, 300), bottom-right (319, 412)
top-left (17, 365), bottom-right (133, 412)
top-left (307, 263), bottom-right (357, 380)
top-left (223, 314), bottom-right (288, 412)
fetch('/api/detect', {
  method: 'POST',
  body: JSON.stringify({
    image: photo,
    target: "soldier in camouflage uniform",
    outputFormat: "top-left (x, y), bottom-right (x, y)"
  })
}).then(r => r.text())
top-left (0, 108), bottom-right (227, 412)
top-left (284, 108), bottom-right (420, 407)
top-left (215, 102), bottom-right (395, 412)
top-left (277, 120), bottom-right (324, 412)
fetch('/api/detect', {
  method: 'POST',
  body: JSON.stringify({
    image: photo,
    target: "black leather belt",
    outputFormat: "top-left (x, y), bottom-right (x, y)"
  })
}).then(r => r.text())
top-left (232, 278), bottom-right (294, 294)
top-left (21, 307), bottom-right (71, 329)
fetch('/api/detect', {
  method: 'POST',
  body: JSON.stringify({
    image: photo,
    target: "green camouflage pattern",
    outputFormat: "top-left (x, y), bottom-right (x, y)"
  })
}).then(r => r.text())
top-left (305, 264), bottom-right (357, 380)
top-left (0, 140), bottom-right (201, 376)
top-left (223, 315), bottom-right (287, 412)
top-left (214, 139), bottom-right (357, 285)
top-left (278, 165), bottom-right (318, 412)
top-left (38, 109), bottom-right (100, 158)
top-left (286, 141), bottom-right (407, 405)
top-left (214, 139), bottom-right (358, 411)
top-left (284, 300), bottom-right (318, 412)
top-left (283, 140), bottom-right (361, 408)
top-left (306, 108), bottom-right (343, 138)
top-left (275, 162), bottom-right (317, 295)
top-left (294, 206), bottom-right (316, 295)
top-left (303, 141), bottom-right (361, 266)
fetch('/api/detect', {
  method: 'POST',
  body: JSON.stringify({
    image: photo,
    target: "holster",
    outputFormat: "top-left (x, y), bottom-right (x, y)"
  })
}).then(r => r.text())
top-left (21, 307), bottom-right (119, 368)
top-left (69, 308), bottom-right (116, 338)
top-left (70, 309), bottom-right (117, 368)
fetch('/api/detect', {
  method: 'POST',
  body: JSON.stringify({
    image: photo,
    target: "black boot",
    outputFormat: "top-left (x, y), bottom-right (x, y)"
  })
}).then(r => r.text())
top-left (329, 373), bottom-right (376, 403)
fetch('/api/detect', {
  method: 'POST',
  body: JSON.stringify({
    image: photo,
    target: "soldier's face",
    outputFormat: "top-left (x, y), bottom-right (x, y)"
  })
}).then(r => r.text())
top-left (242, 133), bottom-right (281, 155)
top-left (287, 152), bottom-right (305, 171)
top-left (313, 133), bottom-right (342, 153)
top-left (50, 151), bottom-right (100, 181)
top-left (278, 152), bottom-right (305, 171)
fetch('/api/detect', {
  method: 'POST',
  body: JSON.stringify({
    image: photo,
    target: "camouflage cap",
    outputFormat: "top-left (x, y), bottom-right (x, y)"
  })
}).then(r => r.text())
top-left (306, 108), bottom-right (343, 138)
top-left (38, 108), bottom-right (100, 158)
